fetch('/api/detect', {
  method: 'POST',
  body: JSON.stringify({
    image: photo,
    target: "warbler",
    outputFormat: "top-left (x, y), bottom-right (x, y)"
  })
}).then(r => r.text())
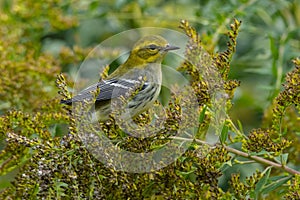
top-left (61, 35), bottom-right (179, 121)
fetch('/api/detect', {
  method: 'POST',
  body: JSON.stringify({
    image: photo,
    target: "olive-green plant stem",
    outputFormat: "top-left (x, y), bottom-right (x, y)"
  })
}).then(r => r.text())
top-left (170, 136), bottom-right (300, 176)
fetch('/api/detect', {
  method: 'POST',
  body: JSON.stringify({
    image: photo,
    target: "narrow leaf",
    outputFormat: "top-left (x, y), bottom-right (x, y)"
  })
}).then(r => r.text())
top-left (220, 124), bottom-right (229, 144)
top-left (237, 120), bottom-right (244, 134)
top-left (255, 167), bottom-right (271, 193)
top-left (199, 105), bottom-right (207, 123)
top-left (261, 176), bottom-right (291, 194)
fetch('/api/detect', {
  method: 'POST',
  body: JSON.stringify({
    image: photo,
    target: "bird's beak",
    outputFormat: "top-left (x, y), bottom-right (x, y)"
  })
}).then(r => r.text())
top-left (163, 45), bottom-right (180, 51)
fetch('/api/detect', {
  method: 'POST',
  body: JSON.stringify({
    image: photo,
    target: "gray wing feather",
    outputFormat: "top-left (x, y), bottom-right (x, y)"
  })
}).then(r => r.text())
top-left (61, 79), bottom-right (145, 105)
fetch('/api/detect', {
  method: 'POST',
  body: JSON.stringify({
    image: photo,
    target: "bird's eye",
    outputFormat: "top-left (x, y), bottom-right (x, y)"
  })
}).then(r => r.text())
top-left (148, 44), bottom-right (158, 50)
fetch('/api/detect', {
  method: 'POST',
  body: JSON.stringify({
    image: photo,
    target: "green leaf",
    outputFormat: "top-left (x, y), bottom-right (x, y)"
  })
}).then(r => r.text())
top-left (269, 175), bottom-right (287, 182)
top-left (220, 123), bottom-right (228, 144)
top-left (274, 153), bottom-right (289, 165)
top-left (261, 176), bottom-right (292, 195)
top-left (244, 67), bottom-right (271, 75)
top-left (176, 170), bottom-right (196, 182)
top-left (255, 167), bottom-right (271, 193)
top-left (237, 120), bottom-right (244, 134)
top-left (199, 105), bottom-right (207, 123)
top-left (249, 150), bottom-right (272, 156)
top-left (269, 34), bottom-right (279, 60)
top-left (222, 159), bottom-right (233, 169)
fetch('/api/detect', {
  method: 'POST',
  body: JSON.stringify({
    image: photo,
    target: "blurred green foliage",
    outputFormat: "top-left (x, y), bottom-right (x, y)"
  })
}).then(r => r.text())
top-left (0, 0), bottom-right (300, 199)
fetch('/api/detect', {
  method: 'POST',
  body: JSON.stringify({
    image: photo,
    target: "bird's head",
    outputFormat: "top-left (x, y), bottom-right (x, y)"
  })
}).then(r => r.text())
top-left (130, 35), bottom-right (179, 64)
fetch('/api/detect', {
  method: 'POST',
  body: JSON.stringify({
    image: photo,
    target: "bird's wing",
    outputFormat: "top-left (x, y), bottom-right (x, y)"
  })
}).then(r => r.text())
top-left (61, 78), bottom-right (146, 104)
top-left (96, 78), bottom-right (144, 101)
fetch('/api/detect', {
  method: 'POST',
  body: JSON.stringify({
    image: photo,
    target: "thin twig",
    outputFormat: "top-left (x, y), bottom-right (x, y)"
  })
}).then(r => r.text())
top-left (224, 145), bottom-right (300, 176)
top-left (170, 136), bottom-right (300, 176)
